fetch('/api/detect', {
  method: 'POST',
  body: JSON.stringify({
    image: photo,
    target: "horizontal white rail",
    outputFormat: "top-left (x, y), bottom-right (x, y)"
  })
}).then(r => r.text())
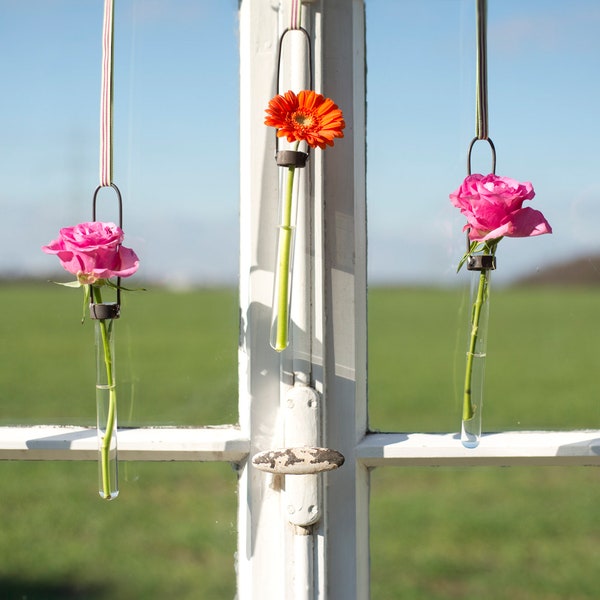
top-left (2, 427), bottom-right (600, 467)
top-left (0, 425), bottom-right (249, 462)
top-left (357, 431), bottom-right (600, 467)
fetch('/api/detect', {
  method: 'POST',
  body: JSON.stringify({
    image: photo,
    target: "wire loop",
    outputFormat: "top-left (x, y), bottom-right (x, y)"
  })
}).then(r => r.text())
top-left (92, 183), bottom-right (123, 227)
top-left (92, 183), bottom-right (123, 306)
top-left (467, 136), bottom-right (496, 175)
top-left (274, 24), bottom-right (313, 158)
top-left (276, 26), bottom-right (313, 92)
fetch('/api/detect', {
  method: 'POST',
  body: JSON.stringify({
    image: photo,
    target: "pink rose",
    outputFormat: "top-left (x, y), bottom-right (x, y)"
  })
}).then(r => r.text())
top-left (42, 221), bottom-right (139, 284)
top-left (450, 173), bottom-right (552, 241)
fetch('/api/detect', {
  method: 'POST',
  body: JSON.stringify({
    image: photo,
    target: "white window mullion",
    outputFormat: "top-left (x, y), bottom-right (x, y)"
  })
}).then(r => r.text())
top-left (237, 1), bottom-right (368, 598)
top-left (237, 1), bottom-right (291, 597)
top-left (316, 0), bottom-right (369, 598)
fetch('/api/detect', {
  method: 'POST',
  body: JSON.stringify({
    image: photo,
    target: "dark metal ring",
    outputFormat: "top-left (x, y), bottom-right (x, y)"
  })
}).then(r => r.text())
top-left (467, 254), bottom-right (496, 271)
top-left (89, 302), bottom-right (120, 320)
top-left (276, 150), bottom-right (309, 168)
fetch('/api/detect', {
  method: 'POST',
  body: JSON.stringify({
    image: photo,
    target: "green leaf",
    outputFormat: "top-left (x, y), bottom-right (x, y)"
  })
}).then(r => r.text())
top-left (104, 279), bottom-right (147, 292)
top-left (457, 252), bottom-right (470, 273)
top-left (51, 280), bottom-right (82, 288)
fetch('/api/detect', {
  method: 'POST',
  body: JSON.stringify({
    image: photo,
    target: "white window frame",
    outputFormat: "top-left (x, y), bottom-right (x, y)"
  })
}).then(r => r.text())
top-left (1, 1), bottom-right (600, 598)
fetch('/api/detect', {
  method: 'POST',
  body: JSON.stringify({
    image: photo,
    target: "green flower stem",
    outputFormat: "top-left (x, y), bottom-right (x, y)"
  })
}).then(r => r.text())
top-left (93, 286), bottom-right (117, 500)
top-left (462, 269), bottom-right (488, 421)
top-left (274, 165), bottom-right (296, 352)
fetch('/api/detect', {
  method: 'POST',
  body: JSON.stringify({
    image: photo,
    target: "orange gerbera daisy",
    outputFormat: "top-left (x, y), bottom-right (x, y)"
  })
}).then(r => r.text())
top-left (265, 90), bottom-right (345, 150)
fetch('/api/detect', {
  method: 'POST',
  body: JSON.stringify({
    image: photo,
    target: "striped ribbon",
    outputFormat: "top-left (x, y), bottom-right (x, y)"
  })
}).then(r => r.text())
top-left (99, 0), bottom-right (115, 187)
top-left (475, 0), bottom-right (489, 140)
top-left (290, 0), bottom-right (302, 30)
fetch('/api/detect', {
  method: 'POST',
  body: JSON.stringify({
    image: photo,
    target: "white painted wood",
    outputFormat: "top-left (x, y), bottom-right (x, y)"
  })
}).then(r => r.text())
top-left (238, 1), bottom-right (328, 596)
top-left (237, 1), bottom-right (292, 597)
top-left (313, 1), bottom-right (369, 598)
top-left (237, 1), bottom-right (368, 598)
top-left (280, 8), bottom-right (324, 600)
top-left (0, 426), bottom-right (249, 462)
top-left (284, 385), bottom-right (321, 525)
top-left (358, 431), bottom-right (600, 467)
top-left (293, 527), bottom-right (314, 600)
top-left (5, 426), bottom-right (597, 468)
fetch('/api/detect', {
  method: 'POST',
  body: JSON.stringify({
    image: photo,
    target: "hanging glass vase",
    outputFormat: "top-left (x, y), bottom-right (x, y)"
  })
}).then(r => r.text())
top-left (461, 253), bottom-right (495, 448)
top-left (91, 301), bottom-right (120, 500)
top-left (270, 150), bottom-right (308, 352)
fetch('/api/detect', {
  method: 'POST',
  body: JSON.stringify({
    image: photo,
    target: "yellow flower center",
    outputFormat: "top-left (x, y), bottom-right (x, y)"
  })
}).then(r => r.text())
top-left (77, 272), bottom-right (98, 285)
top-left (293, 112), bottom-right (314, 128)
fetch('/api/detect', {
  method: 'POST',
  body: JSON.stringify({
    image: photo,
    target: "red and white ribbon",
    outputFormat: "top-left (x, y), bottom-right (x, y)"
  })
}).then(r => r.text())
top-left (290, 0), bottom-right (301, 30)
top-left (99, 0), bottom-right (115, 187)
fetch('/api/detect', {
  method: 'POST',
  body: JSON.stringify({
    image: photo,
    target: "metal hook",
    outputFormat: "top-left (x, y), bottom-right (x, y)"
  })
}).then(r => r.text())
top-left (274, 26), bottom-right (313, 161)
top-left (92, 183), bottom-right (123, 227)
top-left (92, 183), bottom-right (124, 309)
top-left (276, 26), bottom-right (313, 92)
top-left (467, 136), bottom-right (496, 175)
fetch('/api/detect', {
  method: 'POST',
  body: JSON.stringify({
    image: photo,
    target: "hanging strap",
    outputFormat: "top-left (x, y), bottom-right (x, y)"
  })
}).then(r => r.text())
top-left (290, 0), bottom-right (302, 30)
top-left (475, 0), bottom-right (488, 140)
top-left (100, 0), bottom-right (115, 187)
top-left (467, 0), bottom-right (495, 175)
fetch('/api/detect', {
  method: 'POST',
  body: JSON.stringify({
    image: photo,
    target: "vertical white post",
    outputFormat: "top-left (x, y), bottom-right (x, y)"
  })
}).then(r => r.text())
top-left (237, 1), bottom-right (368, 598)
top-left (314, 1), bottom-right (369, 598)
top-left (238, 1), bottom-right (287, 597)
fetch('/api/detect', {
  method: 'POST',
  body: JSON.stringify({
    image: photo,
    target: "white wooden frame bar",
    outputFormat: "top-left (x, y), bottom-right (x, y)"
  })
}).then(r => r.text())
top-left (0, 426), bottom-right (249, 462)
top-left (358, 431), bottom-right (600, 467)
top-left (1, 428), bottom-right (598, 467)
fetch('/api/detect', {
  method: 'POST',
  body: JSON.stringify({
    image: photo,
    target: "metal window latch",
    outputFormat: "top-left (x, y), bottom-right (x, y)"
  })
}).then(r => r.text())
top-left (252, 446), bottom-right (345, 475)
top-left (252, 385), bottom-right (345, 526)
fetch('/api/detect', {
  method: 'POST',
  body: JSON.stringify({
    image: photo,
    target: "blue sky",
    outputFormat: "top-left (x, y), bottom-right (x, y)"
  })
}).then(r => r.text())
top-left (1, 0), bottom-right (600, 286)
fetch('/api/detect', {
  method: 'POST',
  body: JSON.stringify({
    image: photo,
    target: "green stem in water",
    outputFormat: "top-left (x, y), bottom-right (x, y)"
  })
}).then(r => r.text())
top-left (93, 286), bottom-right (117, 499)
top-left (462, 269), bottom-right (488, 421)
top-left (274, 165), bottom-right (296, 352)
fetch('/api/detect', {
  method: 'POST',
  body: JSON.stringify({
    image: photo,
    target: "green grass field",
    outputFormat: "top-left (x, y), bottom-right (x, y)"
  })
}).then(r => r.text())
top-left (1, 282), bottom-right (599, 598)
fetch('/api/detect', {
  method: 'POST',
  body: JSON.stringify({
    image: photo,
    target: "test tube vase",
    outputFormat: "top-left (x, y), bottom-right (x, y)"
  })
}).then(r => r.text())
top-left (91, 302), bottom-right (120, 500)
top-left (270, 150), bottom-right (308, 352)
top-left (461, 254), bottom-right (495, 448)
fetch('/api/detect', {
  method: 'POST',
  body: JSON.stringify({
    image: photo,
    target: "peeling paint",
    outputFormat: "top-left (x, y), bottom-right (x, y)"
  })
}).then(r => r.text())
top-left (252, 446), bottom-right (345, 474)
